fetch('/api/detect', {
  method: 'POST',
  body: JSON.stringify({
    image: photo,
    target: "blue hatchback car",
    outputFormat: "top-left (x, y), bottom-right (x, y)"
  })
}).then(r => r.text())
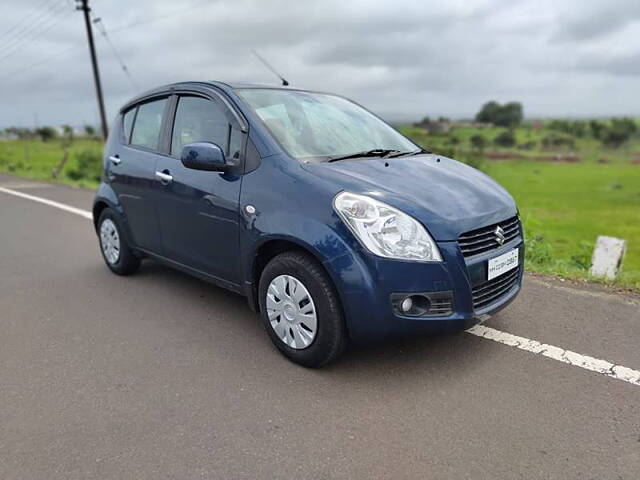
top-left (93, 81), bottom-right (524, 367)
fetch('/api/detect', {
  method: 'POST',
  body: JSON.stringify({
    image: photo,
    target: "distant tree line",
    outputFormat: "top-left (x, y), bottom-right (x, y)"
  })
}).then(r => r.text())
top-left (1, 125), bottom-right (99, 141)
top-left (547, 118), bottom-right (637, 148)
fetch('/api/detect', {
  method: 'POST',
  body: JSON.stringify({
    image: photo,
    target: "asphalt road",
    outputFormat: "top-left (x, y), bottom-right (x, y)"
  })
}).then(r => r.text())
top-left (1, 173), bottom-right (639, 479)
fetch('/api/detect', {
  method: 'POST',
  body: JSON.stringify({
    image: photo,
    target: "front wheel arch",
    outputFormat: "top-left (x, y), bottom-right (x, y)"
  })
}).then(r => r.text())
top-left (250, 238), bottom-right (328, 311)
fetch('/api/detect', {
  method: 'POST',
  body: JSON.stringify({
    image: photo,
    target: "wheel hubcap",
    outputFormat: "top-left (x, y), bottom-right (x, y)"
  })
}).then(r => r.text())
top-left (100, 218), bottom-right (120, 265)
top-left (266, 275), bottom-right (317, 349)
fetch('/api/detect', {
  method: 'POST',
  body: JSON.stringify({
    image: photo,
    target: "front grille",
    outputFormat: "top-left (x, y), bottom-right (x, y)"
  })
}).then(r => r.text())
top-left (472, 266), bottom-right (520, 311)
top-left (459, 216), bottom-right (520, 258)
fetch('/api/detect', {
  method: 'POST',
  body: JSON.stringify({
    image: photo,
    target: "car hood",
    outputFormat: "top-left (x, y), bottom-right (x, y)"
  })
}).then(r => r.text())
top-left (302, 154), bottom-right (517, 241)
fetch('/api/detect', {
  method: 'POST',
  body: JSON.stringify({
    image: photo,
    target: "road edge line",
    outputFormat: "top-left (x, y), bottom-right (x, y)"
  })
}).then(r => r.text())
top-left (0, 186), bottom-right (93, 220)
top-left (467, 324), bottom-right (640, 386)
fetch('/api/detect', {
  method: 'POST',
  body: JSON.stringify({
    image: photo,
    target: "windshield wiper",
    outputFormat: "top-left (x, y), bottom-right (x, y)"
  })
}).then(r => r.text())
top-left (327, 149), bottom-right (400, 163)
top-left (385, 148), bottom-right (431, 158)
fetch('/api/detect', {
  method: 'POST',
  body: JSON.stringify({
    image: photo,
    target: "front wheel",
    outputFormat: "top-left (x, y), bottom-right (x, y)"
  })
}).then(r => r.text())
top-left (97, 208), bottom-right (141, 275)
top-left (258, 251), bottom-right (348, 367)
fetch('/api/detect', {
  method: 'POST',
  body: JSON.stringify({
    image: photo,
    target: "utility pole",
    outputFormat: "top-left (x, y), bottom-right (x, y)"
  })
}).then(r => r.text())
top-left (76, 0), bottom-right (108, 140)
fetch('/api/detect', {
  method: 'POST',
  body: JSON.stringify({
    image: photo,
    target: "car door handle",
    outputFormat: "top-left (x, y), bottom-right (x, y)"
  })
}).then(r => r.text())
top-left (109, 155), bottom-right (121, 165)
top-left (155, 170), bottom-right (173, 184)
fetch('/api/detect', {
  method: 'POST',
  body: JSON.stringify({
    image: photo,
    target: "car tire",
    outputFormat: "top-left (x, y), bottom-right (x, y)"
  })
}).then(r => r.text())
top-left (97, 208), bottom-right (141, 276)
top-left (258, 251), bottom-right (348, 367)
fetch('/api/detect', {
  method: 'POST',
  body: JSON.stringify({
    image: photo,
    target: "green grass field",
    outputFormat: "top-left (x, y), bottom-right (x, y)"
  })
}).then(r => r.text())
top-left (483, 161), bottom-right (640, 289)
top-left (1, 130), bottom-right (639, 291)
top-left (0, 138), bottom-right (103, 189)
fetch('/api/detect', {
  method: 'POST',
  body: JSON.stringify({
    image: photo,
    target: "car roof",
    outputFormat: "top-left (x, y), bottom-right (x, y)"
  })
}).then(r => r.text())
top-left (120, 80), bottom-right (313, 112)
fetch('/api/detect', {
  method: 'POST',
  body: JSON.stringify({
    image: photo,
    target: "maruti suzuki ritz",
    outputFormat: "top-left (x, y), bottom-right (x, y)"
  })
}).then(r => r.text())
top-left (93, 81), bottom-right (524, 367)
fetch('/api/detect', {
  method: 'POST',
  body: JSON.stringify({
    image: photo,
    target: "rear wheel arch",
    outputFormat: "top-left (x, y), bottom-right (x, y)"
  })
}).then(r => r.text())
top-left (92, 201), bottom-right (109, 231)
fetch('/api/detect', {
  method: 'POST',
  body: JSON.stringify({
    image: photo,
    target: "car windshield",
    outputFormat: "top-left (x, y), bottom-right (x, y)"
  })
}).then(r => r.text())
top-left (236, 88), bottom-right (419, 161)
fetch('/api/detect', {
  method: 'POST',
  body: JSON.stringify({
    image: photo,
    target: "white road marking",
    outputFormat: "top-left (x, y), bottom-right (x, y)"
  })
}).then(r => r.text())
top-left (467, 325), bottom-right (640, 386)
top-left (2, 184), bottom-right (639, 386)
top-left (0, 186), bottom-right (93, 220)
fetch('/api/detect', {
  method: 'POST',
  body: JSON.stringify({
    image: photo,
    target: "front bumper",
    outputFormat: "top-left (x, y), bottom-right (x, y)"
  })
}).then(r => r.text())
top-left (324, 235), bottom-right (524, 344)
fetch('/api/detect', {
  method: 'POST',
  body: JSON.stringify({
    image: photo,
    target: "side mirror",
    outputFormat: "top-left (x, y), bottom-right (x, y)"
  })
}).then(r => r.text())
top-left (181, 142), bottom-right (227, 171)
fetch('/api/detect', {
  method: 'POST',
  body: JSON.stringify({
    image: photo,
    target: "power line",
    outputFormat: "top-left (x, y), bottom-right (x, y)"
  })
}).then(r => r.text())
top-left (0, 0), bottom-right (58, 43)
top-left (0, 4), bottom-right (74, 65)
top-left (91, 15), bottom-right (137, 90)
top-left (0, 44), bottom-right (81, 82)
top-left (108, 0), bottom-right (212, 33)
top-left (0, 1), bottom-right (66, 52)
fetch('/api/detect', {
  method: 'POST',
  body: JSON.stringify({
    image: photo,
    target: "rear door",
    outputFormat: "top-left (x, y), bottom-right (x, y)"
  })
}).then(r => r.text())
top-left (155, 93), bottom-right (244, 284)
top-left (107, 97), bottom-right (169, 253)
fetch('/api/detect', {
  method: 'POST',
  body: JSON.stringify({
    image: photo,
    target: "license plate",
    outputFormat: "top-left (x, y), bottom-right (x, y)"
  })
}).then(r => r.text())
top-left (487, 248), bottom-right (519, 280)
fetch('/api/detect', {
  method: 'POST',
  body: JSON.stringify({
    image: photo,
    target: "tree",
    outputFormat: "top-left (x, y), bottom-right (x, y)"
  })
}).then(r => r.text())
top-left (62, 125), bottom-right (74, 141)
top-left (589, 120), bottom-right (606, 139)
top-left (542, 133), bottom-right (575, 149)
top-left (84, 125), bottom-right (96, 138)
top-left (475, 101), bottom-right (523, 128)
top-left (601, 117), bottom-right (637, 148)
top-left (35, 126), bottom-right (57, 142)
top-left (493, 130), bottom-right (515, 147)
top-left (470, 134), bottom-right (487, 151)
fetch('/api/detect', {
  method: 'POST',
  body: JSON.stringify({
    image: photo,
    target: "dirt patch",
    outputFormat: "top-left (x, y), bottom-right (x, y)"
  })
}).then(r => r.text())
top-left (484, 151), bottom-right (525, 160)
top-left (483, 152), bottom-right (582, 163)
top-left (533, 154), bottom-right (581, 163)
top-left (631, 158), bottom-right (640, 165)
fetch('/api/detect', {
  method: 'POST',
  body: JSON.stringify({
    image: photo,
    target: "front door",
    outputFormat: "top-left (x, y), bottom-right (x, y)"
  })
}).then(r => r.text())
top-left (155, 95), bottom-right (244, 285)
top-left (107, 97), bottom-right (169, 253)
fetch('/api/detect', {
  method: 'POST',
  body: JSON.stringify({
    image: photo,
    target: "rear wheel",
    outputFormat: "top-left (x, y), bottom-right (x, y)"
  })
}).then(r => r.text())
top-left (258, 251), bottom-right (347, 367)
top-left (97, 208), bottom-right (140, 275)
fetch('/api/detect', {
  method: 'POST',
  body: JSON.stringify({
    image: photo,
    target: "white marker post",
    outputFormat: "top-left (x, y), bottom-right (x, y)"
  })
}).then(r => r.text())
top-left (590, 236), bottom-right (626, 280)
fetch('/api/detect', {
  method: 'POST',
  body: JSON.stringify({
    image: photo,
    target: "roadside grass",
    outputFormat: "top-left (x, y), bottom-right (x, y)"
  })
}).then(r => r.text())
top-left (0, 138), bottom-right (103, 189)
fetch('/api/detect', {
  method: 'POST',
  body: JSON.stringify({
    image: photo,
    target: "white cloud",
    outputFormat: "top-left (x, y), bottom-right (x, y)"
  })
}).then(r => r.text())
top-left (0, 0), bottom-right (639, 127)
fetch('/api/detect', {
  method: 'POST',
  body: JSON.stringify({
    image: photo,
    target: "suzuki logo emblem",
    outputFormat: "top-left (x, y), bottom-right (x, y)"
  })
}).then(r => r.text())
top-left (495, 226), bottom-right (506, 245)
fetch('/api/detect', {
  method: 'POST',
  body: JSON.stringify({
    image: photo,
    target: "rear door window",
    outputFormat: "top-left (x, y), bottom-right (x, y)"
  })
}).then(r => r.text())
top-left (130, 98), bottom-right (167, 150)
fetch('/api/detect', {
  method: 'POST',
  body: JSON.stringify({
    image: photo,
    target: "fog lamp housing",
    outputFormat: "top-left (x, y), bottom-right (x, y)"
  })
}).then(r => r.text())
top-left (391, 291), bottom-right (454, 317)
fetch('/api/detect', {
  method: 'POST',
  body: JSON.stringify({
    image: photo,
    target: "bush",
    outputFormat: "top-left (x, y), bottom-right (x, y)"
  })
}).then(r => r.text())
top-left (458, 151), bottom-right (484, 170)
top-left (548, 120), bottom-right (587, 138)
top-left (518, 140), bottom-right (536, 150)
top-left (570, 241), bottom-right (593, 270)
top-left (525, 233), bottom-right (554, 267)
top-left (493, 130), bottom-right (515, 147)
top-left (541, 133), bottom-right (575, 149)
top-left (589, 120), bottom-right (606, 139)
top-left (36, 126), bottom-right (57, 142)
top-left (521, 216), bottom-right (553, 268)
top-left (600, 117), bottom-right (637, 148)
top-left (67, 149), bottom-right (102, 182)
top-left (470, 134), bottom-right (486, 151)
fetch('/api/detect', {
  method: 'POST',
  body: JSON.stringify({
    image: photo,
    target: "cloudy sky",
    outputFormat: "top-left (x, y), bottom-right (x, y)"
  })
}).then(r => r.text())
top-left (1, 0), bottom-right (639, 128)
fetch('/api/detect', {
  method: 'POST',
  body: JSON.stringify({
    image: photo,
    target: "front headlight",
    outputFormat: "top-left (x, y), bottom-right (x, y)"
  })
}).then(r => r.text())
top-left (333, 192), bottom-right (442, 262)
